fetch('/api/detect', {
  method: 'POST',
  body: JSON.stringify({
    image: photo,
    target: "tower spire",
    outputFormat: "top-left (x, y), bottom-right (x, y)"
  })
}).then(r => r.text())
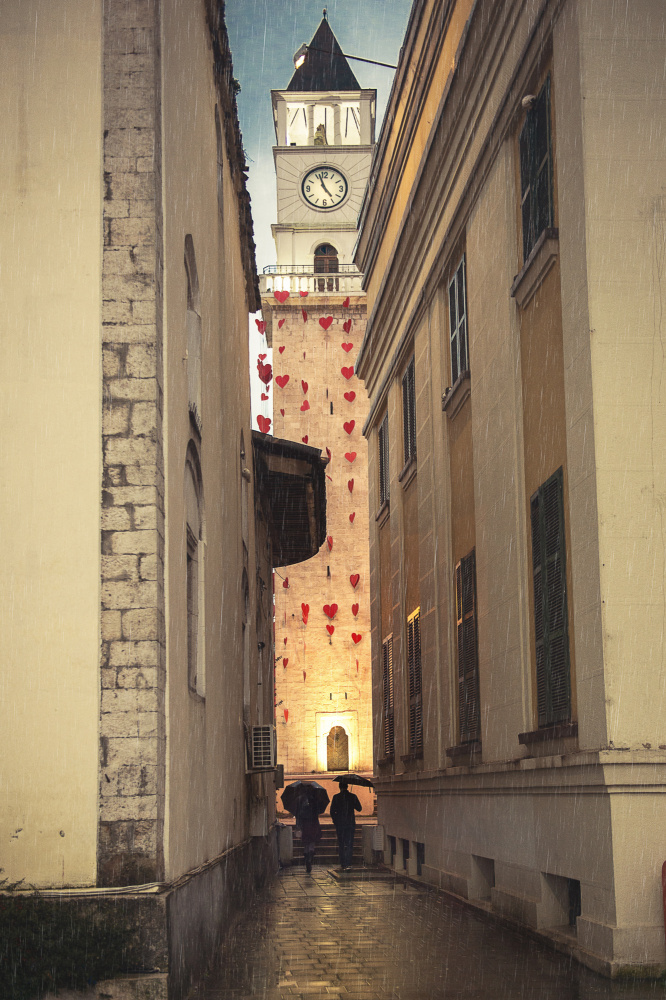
top-left (287, 17), bottom-right (360, 91)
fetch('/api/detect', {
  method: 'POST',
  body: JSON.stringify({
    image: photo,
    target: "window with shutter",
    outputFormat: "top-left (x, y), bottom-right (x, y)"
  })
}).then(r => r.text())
top-left (519, 76), bottom-right (553, 261)
top-left (378, 413), bottom-right (390, 507)
top-left (530, 467), bottom-right (571, 727)
top-left (407, 608), bottom-right (423, 755)
top-left (456, 550), bottom-right (480, 743)
top-left (402, 356), bottom-right (416, 464)
top-left (381, 635), bottom-right (394, 757)
top-left (448, 255), bottom-right (468, 385)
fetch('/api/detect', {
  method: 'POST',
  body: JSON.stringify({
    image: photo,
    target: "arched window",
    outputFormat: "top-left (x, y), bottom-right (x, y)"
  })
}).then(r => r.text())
top-left (185, 444), bottom-right (205, 697)
top-left (184, 235), bottom-right (202, 430)
top-left (327, 725), bottom-right (349, 771)
top-left (314, 243), bottom-right (339, 292)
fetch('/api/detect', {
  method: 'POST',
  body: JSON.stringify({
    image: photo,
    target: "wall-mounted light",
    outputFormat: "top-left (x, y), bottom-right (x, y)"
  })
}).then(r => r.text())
top-left (292, 43), bottom-right (397, 71)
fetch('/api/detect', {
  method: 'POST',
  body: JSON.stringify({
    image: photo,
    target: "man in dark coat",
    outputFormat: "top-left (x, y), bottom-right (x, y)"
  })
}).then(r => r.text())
top-left (330, 780), bottom-right (362, 870)
top-left (294, 795), bottom-right (322, 874)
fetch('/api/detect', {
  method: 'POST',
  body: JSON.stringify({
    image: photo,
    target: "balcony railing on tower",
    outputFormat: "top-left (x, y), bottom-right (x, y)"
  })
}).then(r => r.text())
top-left (259, 263), bottom-right (363, 297)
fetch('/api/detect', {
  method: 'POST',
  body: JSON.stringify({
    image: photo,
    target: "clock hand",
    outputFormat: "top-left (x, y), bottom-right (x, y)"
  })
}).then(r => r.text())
top-left (320, 179), bottom-right (333, 197)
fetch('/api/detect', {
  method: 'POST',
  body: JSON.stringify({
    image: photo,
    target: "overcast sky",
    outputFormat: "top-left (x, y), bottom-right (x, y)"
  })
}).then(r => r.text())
top-left (226, 0), bottom-right (412, 272)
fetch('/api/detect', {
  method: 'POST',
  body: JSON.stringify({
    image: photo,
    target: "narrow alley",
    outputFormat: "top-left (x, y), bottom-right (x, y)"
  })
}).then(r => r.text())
top-left (190, 865), bottom-right (666, 1000)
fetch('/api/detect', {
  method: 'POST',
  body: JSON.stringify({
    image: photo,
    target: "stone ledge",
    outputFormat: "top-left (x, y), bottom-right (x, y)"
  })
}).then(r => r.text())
top-left (510, 227), bottom-right (559, 308)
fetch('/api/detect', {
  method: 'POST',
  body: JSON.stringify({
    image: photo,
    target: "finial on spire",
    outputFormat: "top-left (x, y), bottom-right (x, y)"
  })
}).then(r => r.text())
top-left (323, 8), bottom-right (328, 20)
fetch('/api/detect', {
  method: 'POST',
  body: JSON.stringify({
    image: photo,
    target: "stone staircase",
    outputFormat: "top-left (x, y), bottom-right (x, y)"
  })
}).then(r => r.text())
top-left (292, 821), bottom-right (364, 868)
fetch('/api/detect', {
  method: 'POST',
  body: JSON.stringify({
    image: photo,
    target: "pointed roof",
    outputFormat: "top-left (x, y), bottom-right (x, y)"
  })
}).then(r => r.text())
top-left (287, 18), bottom-right (360, 92)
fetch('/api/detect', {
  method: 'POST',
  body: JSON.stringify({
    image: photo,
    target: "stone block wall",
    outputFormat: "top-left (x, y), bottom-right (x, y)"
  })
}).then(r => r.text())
top-left (99, 0), bottom-right (166, 886)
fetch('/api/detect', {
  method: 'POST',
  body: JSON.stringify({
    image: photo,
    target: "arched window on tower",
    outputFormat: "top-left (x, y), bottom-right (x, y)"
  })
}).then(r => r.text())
top-left (314, 243), bottom-right (339, 292)
top-left (184, 235), bottom-right (202, 432)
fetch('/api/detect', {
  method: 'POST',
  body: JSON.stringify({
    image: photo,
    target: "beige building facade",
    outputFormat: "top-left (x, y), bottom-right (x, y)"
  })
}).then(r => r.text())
top-left (355, 0), bottom-right (666, 977)
top-left (260, 19), bottom-right (375, 802)
top-left (0, 1), bottom-right (300, 995)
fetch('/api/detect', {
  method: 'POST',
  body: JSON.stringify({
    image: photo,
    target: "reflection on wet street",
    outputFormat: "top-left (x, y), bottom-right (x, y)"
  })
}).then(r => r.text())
top-left (190, 867), bottom-right (666, 1000)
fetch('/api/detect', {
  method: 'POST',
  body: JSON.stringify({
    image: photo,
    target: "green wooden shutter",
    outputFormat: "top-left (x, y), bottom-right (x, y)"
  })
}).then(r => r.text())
top-left (407, 610), bottom-right (423, 754)
top-left (531, 467), bottom-right (571, 727)
top-left (379, 414), bottom-right (389, 506)
top-left (402, 356), bottom-right (416, 464)
top-left (456, 550), bottom-right (480, 743)
top-left (382, 636), bottom-right (394, 757)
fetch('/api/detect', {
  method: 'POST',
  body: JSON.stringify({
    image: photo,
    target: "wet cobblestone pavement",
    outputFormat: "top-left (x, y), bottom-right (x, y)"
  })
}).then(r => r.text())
top-left (191, 866), bottom-right (666, 1000)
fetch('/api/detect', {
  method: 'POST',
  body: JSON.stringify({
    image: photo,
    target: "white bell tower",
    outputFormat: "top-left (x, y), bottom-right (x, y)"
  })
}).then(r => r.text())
top-left (269, 16), bottom-right (376, 278)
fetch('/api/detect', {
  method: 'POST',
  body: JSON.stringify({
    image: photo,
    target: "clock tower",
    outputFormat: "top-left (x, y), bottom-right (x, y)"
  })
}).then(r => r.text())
top-left (259, 16), bottom-right (376, 808)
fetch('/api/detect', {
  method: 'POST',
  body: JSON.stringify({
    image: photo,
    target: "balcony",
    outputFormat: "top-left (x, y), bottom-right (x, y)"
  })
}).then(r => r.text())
top-left (259, 264), bottom-right (364, 297)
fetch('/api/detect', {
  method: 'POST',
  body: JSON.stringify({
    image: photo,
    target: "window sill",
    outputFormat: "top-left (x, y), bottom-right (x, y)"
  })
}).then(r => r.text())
top-left (510, 227), bottom-right (559, 309)
top-left (400, 751), bottom-right (423, 764)
top-left (442, 369), bottom-right (470, 420)
top-left (375, 500), bottom-right (390, 527)
top-left (518, 722), bottom-right (577, 745)
top-left (446, 741), bottom-right (482, 765)
top-left (398, 455), bottom-right (417, 489)
top-left (376, 755), bottom-right (394, 767)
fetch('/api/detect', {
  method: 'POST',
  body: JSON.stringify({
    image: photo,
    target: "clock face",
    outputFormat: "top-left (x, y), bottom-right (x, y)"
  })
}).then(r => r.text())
top-left (301, 166), bottom-right (348, 210)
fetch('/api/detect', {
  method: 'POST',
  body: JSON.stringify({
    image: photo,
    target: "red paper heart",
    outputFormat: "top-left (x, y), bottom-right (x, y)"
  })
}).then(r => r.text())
top-left (327, 535), bottom-right (333, 550)
top-left (255, 319), bottom-right (266, 334)
top-left (274, 289), bottom-right (289, 303)
top-left (345, 452), bottom-right (356, 463)
top-left (326, 474), bottom-right (332, 481)
top-left (319, 316), bottom-right (333, 331)
top-left (276, 374), bottom-right (289, 389)
top-left (261, 393), bottom-right (269, 401)
top-left (301, 603), bottom-right (309, 623)
top-left (341, 367), bottom-right (354, 380)
top-left (343, 421), bottom-right (355, 435)
top-left (284, 637), bottom-right (288, 645)
top-left (283, 578), bottom-right (289, 588)
top-left (343, 319), bottom-right (352, 334)
top-left (299, 290), bottom-right (308, 297)
top-left (323, 604), bottom-right (338, 619)
top-left (348, 479), bottom-right (354, 493)
top-left (352, 603), bottom-right (359, 616)
top-left (301, 380), bottom-right (308, 394)
top-left (344, 391), bottom-right (356, 403)
top-left (283, 657), bottom-right (289, 667)
top-left (350, 573), bottom-right (360, 588)
top-left (280, 408), bottom-right (285, 416)
top-left (278, 345), bottom-right (285, 353)
top-left (300, 400), bottom-right (310, 411)
top-left (303, 670), bottom-right (307, 681)
top-left (326, 624), bottom-right (335, 636)
top-left (302, 435), bottom-right (308, 444)
top-left (302, 309), bottom-right (308, 322)
top-left (349, 512), bottom-right (356, 523)
top-left (257, 361), bottom-right (272, 385)
top-left (351, 632), bottom-right (362, 644)
top-left (342, 342), bottom-right (353, 352)
top-left (326, 447), bottom-right (331, 460)
top-left (284, 708), bottom-right (288, 722)
top-left (342, 296), bottom-right (350, 308)
top-left (258, 353), bottom-right (267, 360)
top-left (278, 319), bottom-right (285, 329)
top-left (257, 415), bottom-right (271, 433)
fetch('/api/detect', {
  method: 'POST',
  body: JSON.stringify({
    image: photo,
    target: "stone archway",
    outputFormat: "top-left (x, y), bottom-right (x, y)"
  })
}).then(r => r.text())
top-left (327, 725), bottom-right (349, 771)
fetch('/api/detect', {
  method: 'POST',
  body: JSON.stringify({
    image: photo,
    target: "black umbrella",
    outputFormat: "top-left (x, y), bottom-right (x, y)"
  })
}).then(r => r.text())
top-left (333, 773), bottom-right (374, 787)
top-left (281, 780), bottom-right (330, 815)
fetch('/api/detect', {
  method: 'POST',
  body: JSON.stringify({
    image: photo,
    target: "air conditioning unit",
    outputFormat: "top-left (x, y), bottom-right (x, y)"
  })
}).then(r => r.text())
top-left (250, 725), bottom-right (277, 770)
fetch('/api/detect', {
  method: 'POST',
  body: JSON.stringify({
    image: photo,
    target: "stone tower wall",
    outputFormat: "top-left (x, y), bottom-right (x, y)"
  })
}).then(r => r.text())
top-left (264, 293), bottom-right (373, 778)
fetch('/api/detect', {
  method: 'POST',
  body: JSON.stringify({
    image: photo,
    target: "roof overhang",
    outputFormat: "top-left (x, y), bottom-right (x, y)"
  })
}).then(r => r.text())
top-left (252, 432), bottom-right (327, 566)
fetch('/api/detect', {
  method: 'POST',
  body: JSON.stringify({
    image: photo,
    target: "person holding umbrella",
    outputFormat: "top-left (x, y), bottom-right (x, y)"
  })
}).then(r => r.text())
top-left (281, 780), bottom-right (329, 874)
top-left (330, 776), bottom-right (365, 870)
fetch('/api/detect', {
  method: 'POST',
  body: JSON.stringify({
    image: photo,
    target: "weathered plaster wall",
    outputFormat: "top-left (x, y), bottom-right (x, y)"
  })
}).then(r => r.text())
top-left (0, 0), bottom-right (102, 887)
top-left (161, 0), bottom-right (259, 879)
